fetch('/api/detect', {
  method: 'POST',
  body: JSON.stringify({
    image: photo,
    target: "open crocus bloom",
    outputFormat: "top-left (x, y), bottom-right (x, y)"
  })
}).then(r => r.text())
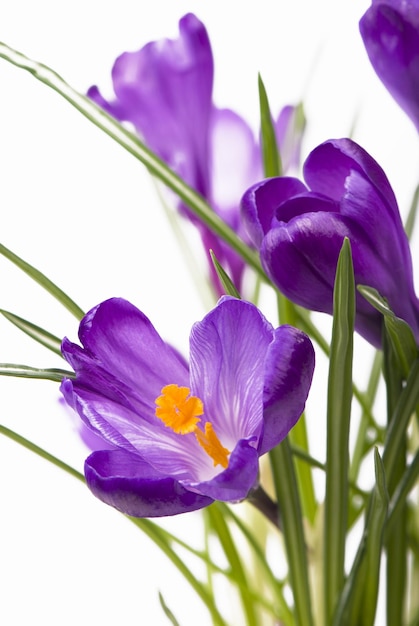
top-left (60, 297), bottom-right (314, 517)
top-left (360, 0), bottom-right (419, 131)
top-left (241, 138), bottom-right (419, 348)
top-left (87, 13), bottom-right (303, 293)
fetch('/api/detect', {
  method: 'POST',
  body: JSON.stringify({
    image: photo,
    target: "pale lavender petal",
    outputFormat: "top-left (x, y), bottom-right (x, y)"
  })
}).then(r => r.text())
top-left (189, 297), bottom-right (273, 449)
top-left (210, 108), bottom-right (261, 212)
top-left (274, 104), bottom-right (305, 172)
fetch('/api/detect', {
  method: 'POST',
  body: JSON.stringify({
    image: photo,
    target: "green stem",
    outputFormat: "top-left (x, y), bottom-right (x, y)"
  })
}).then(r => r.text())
top-left (0, 42), bottom-right (263, 279)
top-left (270, 439), bottom-right (314, 626)
top-left (206, 505), bottom-right (258, 626)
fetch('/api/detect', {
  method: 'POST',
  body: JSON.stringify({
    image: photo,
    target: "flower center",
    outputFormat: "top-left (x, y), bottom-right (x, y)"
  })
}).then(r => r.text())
top-left (155, 384), bottom-right (230, 468)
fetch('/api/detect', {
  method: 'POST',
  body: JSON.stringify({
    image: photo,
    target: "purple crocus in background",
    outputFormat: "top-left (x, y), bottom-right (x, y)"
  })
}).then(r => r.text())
top-left (360, 0), bottom-right (419, 131)
top-left (87, 13), bottom-right (304, 294)
top-left (241, 137), bottom-right (419, 348)
top-left (60, 297), bottom-right (314, 517)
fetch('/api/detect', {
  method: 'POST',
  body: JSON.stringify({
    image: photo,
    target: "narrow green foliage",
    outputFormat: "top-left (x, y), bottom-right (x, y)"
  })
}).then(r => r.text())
top-left (404, 182), bottom-right (419, 240)
top-left (209, 250), bottom-right (241, 298)
top-left (386, 450), bottom-right (419, 536)
top-left (0, 309), bottom-right (63, 355)
top-left (0, 242), bottom-right (84, 320)
top-left (0, 363), bottom-right (74, 382)
top-left (206, 505), bottom-right (258, 626)
top-left (158, 593), bottom-right (181, 626)
top-left (333, 449), bottom-right (388, 626)
top-left (382, 359), bottom-right (419, 488)
top-left (258, 73), bottom-right (282, 177)
top-left (359, 285), bottom-right (418, 378)
top-left (0, 424), bottom-right (84, 481)
top-left (324, 238), bottom-right (355, 623)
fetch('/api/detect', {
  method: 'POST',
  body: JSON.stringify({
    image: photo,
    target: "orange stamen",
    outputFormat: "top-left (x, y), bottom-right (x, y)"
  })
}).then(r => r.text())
top-left (155, 384), bottom-right (231, 468)
top-left (155, 384), bottom-right (203, 434)
top-left (194, 422), bottom-right (230, 469)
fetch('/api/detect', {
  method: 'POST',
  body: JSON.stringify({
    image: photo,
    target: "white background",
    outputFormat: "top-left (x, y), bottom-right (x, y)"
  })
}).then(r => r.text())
top-left (0, 1), bottom-right (418, 624)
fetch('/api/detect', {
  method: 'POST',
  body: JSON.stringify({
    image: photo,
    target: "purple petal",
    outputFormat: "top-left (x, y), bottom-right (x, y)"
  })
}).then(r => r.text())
top-left (189, 439), bottom-right (259, 501)
top-left (62, 376), bottom-right (221, 485)
top-left (241, 177), bottom-right (308, 247)
top-left (259, 325), bottom-right (315, 455)
top-left (109, 13), bottom-right (213, 194)
top-left (303, 139), bottom-right (399, 216)
top-left (360, 1), bottom-right (419, 131)
top-left (210, 108), bottom-right (261, 211)
top-left (64, 298), bottom-right (189, 398)
top-left (261, 210), bottom-right (349, 312)
top-left (85, 449), bottom-right (213, 517)
top-left (274, 104), bottom-right (305, 172)
top-left (189, 297), bottom-right (273, 449)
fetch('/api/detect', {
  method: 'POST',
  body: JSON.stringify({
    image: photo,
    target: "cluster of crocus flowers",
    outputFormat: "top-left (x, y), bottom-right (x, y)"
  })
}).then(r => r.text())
top-left (60, 297), bottom-right (314, 517)
top-left (87, 13), bottom-right (304, 294)
top-left (360, 0), bottom-right (419, 132)
top-left (241, 137), bottom-right (419, 347)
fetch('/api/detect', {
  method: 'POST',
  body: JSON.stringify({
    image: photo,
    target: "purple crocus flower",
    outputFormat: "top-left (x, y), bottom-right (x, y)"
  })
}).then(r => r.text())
top-left (360, 0), bottom-right (419, 131)
top-left (87, 13), bottom-right (303, 294)
top-left (241, 137), bottom-right (419, 348)
top-left (60, 297), bottom-right (314, 517)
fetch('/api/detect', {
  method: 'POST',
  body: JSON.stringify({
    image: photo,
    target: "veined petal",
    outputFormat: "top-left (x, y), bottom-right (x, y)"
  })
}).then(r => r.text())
top-left (259, 325), bottom-right (315, 455)
top-left (85, 449), bottom-right (213, 517)
top-left (189, 297), bottom-right (273, 449)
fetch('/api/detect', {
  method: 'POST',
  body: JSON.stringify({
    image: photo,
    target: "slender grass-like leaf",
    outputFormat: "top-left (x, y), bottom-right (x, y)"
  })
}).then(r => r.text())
top-left (386, 450), bottom-right (419, 537)
top-left (0, 423), bottom-right (84, 482)
top-left (270, 438), bottom-right (314, 626)
top-left (206, 505), bottom-right (258, 626)
top-left (0, 42), bottom-right (263, 279)
top-left (0, 363), bottom-right (74, 381)
top-left (382, 331), bottom-right (407, 626)
top-left (333, 449), bottom-right (388, 626)
top-left (209, 251), bottom-right (241, 298)
top-left (349, 351), bottom-right (383, 485)
top-left (158, 593), bottom-right (181, 626)
top-left (220, 503), bottom-right (294, 626)
top-left (0, 242), bottom-right (84, 320)
top-left (0, 309), bottom-right (63, 356)
top-left (0, 424), bottom-right (228, 626)
top-left (382, 359), bottom-right (419, 489)
top-left (404, 182), bottom-right (419, 240)
top-left (324, 238), bottom-right (355, 623)
top-left (358, 285), bottom-right (417, 378)
top-left (258, 74), bottom-right (282, 177)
